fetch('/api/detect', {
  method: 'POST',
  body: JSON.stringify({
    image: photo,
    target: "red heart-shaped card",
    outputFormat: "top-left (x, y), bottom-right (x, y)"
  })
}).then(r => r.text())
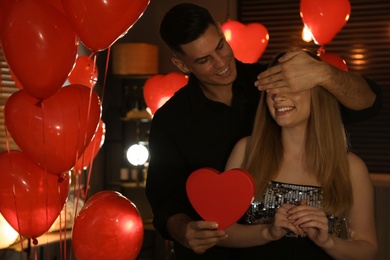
top-left (186, 168), bottom-right (255, 230)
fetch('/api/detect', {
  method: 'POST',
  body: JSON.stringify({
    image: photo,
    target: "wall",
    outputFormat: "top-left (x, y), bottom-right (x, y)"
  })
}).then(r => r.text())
top-left (117, 0), bottom-right (237, 73)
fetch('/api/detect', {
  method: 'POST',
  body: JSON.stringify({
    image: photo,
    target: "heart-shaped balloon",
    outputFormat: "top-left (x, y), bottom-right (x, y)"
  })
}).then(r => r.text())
top-left (68, 55), bottom-right (98, 89)
top-left (1, 0), bottom-right (78, 100)
top-left (73, 120), bottom-right (106, 173)
top-left (61, 0), bottom-right (150, 51)
top-left (143, 72), bottom-right (188, 115)
top-left (319, 52), bottom-right (348, 71)
top-left (0, 150), bottom-right (70, 240)
top-left (186, 168), bottom-right (255, 230)
top-left (4, 85), bottom-right (101, 174)
top-left (300, 0), bottom-right (351, 45)
top-left (222, 20), bottom-right (269, 63)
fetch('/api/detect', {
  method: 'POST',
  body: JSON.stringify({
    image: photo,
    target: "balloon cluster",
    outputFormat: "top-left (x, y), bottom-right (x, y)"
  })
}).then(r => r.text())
top-left (0, 0), bottom-right (150, 253)
top-left (300, 0), bottom-right (351, 71)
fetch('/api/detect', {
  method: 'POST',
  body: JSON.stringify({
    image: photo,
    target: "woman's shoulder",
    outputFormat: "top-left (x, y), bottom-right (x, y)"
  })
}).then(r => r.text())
top-left (347, 152), bottom-right (368, 170)
top-left (346, 152), bottom-right (371, 184)
top-left (225, 136), bottom-right (251, 170)
top-left (235, 136), bottom-right (251, 151)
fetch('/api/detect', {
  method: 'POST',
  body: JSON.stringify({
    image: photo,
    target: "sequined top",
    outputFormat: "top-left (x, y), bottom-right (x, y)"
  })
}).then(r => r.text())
top-left (241, 181), bottom-right (345, 238)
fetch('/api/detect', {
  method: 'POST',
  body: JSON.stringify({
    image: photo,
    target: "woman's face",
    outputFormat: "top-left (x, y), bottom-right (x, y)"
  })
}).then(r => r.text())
top-left (266, 90), bottom-right (311, 129)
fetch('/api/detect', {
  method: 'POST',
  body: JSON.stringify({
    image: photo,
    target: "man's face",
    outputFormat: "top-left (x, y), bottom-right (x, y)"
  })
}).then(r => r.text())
top-left (173, 25), bottom-right (237, 89)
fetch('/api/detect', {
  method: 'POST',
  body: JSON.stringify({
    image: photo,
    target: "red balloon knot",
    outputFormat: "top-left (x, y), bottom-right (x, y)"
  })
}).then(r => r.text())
top-left (34, 100), bottom-right (43, 108)
top-left (32, 238), bottom-right (38, 245)
top-left (58, 173), bottom-right (66, 183)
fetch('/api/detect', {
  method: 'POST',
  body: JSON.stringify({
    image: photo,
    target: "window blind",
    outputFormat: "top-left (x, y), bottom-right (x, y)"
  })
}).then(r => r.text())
top-left (0, 48), bottom-right (20, 151)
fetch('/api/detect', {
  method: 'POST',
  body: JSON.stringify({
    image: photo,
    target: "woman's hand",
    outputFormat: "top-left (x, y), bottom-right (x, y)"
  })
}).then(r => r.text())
top-left (287, 202), bottom-right (331, 247)
top-left (270, 203), bottom-right (305, 240)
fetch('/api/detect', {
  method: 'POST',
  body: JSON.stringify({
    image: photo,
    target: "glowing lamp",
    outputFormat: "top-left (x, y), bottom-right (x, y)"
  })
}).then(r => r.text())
top-left (126, 144), bottom-right (149, 166)
top-left (221, 20), bottom-right (269, 63)
top-left (0, 213), bottom-right (19, 249)
top-left (143, 72), bottom-right (188, 115)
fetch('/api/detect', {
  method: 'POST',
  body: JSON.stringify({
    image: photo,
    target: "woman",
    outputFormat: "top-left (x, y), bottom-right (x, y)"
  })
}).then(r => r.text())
top-left (220, 51), bottom-right (377, 259)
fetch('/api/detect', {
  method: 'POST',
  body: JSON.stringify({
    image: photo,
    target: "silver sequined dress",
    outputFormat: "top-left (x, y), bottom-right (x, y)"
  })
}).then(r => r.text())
top-left (237, 181), bottom-right (346, 259)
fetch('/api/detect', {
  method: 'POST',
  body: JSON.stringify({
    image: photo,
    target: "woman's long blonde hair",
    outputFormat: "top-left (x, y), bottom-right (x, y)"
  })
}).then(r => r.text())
top-left (242, 50), bottom-right (353, 217)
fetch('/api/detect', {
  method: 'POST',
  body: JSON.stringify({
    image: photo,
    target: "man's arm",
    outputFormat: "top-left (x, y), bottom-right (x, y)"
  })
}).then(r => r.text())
top-left (255, 50), bottom-right (378, 111)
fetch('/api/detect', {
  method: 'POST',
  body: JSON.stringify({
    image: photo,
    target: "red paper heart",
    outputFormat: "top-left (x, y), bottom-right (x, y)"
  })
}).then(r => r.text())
top-left (222, 20), bottom-right (269, 63)
top-left (186, 168), bottom-right (255, 230)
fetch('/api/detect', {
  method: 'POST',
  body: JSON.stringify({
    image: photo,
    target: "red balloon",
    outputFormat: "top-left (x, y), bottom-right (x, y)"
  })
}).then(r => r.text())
top-left (83, 190), bottom-right (123, 209)
top-left (319, 52), bottom-right (348, 71)
top-left (143, 72), bottom-right (188, 115)
top-left (73, 120), bottom-right (106, 172)
top-left (4, 85), bottom-right (101, 174)
top-left (68, 55), bottom-right (98, 89)
top-left (72, 191), bottom-right (144, 260)
top-left (41, 0), bottom-right (66, 15)
top-left (222, 20), bottom-right (269, 63)
top-left (0, 0), bottom-right (16, 43)
top-left (61, 0), bottom-right (150, 51)
top-left (10, 69), bottom-right (23, 90)
top-left (0, 150), bottom-right (70, 240)
top-left (0, 0), bottom-right (78, 100)
top-left (300, 0), bottom-right (351, 45)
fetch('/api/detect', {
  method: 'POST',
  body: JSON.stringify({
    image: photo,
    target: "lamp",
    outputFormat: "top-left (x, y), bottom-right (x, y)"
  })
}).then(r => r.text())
top-left (126, 142), bottom-right (149, 166)
top-left (0, 213), bottom-right (18, 249)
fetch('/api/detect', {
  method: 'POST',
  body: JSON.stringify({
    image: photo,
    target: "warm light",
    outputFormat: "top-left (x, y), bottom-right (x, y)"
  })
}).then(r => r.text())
top-left (0, 214), bottom-right (19, 249)
top-left (302, 26), bottom-right (313, 42)
top-left (224, 29), bottom-right (232, 41)
top-left (126, 144), bottom-right (149, 166)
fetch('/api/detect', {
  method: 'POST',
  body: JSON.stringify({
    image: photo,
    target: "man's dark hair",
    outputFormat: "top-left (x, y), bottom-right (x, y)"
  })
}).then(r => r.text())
top-left (160, 3), bottom-right (217, 55)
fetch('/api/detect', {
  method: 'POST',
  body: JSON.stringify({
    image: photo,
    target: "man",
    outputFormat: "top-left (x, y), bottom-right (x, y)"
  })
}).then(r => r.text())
top-left (145, 3), bottom-right (381, 259)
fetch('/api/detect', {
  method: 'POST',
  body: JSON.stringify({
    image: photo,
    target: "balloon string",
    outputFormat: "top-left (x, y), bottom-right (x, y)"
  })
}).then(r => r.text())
top-left (62, 203), bottom-right (68, 260)
top-left (77, 52), bottom-right (101, 178)
top-left (3, 122), bottom-right (24, 251)
top-left (101, 46), bottom-right (110, 105)
top-left (78, 52), bottom-right (99, 201)
top-left (40, 101), bottom-right (52, 253)
top-left (69, 171), bottom-right (81, 260)
top-left (318, 45), bottom-right (326, 55)
top-left (82, 47), bottom-right (110, 201)
top-left (89, 52), bottom-right (98, 87)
